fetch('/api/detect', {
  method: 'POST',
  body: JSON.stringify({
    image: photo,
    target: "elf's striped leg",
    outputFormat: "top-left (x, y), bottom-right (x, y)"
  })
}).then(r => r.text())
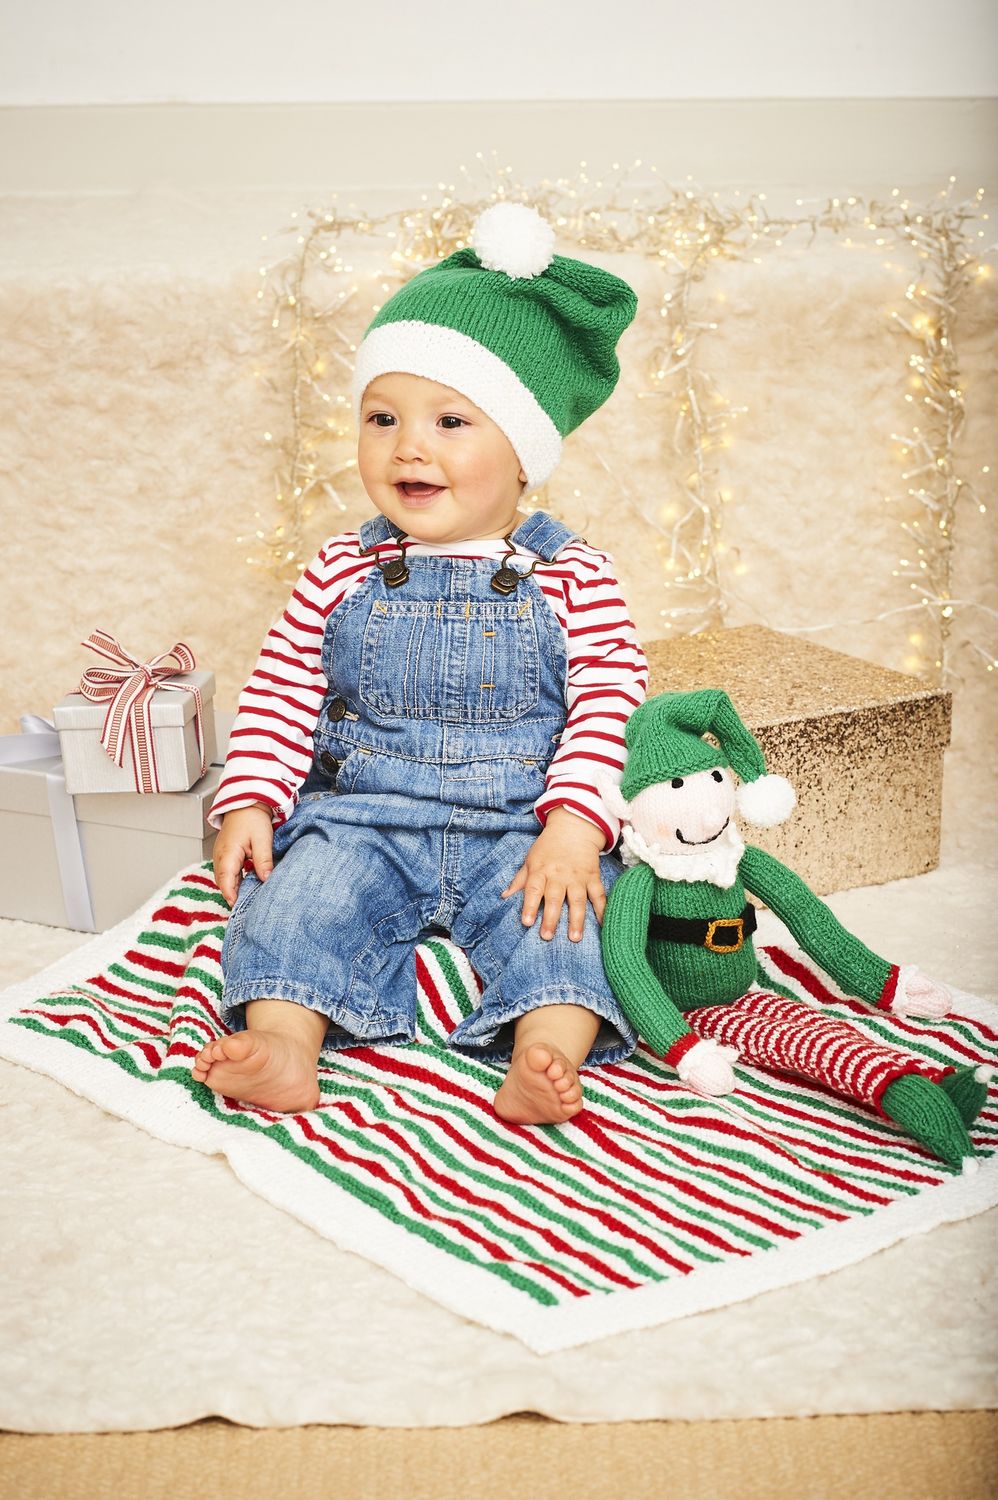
top-left (687, 989), bottom-right (951, 1112)
top-left (688, 989), bottom-right (975, 1167)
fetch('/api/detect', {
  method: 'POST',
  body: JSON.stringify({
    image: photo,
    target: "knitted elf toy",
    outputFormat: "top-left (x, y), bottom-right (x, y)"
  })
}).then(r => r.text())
top-left (600, 689), bottom-right (992, 1171)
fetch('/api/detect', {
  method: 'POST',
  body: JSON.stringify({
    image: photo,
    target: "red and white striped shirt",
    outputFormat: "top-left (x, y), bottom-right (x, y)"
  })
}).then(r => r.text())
top-left (209, 530), bottom-right (648, 849)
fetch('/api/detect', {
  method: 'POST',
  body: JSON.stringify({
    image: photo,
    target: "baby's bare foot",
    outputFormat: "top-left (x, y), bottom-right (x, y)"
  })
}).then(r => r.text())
top-left (190, 1030), bottom-right (321, 1112)
top-left (494, 1042), bottom-right (584, 1125)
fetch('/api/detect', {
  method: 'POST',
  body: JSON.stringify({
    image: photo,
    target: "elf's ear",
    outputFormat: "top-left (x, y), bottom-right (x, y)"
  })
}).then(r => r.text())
top-left (595, 773), bottom-right (630, 823)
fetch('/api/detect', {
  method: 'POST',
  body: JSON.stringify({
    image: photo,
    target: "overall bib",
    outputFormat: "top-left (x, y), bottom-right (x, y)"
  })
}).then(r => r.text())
top-left (219, 511), bottom-right (637, 1065)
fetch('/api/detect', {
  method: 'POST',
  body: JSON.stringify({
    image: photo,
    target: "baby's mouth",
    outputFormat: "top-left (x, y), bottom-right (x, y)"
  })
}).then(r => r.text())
top-left (396, 481), bottom-right (445, 503)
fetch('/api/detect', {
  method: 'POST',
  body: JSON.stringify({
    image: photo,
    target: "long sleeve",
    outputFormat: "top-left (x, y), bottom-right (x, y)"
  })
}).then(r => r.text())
top-left (601, 863), bottom-right (693, 1058)
top-left (741, 844), bottom-right (895, 1005)
top-left (208, 534), bottom-right (375, 830)
top-left (533, 542), bottom-right (648, 849)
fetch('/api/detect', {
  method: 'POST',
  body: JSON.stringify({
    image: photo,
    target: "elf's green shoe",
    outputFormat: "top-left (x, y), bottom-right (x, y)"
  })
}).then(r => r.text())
top-left (940, 1064), bottom-right (993, 1127)
top-left (881, 1072), bottom-right (976, 1170)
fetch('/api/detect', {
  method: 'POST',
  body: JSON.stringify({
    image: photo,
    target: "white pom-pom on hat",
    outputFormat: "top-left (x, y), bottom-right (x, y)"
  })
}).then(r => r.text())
top-left (471, 202), bottom-right (556, 279)
top-left (735, 773), bottom-right (797, 828)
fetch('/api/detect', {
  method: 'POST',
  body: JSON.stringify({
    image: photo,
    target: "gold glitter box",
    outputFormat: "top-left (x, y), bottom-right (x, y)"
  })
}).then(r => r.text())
top-left (646, 626), bottom-right (951, 895)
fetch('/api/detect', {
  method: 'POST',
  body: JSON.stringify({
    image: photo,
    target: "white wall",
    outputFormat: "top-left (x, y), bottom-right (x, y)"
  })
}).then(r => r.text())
top-left (2, 0), bottom-right (997, 106)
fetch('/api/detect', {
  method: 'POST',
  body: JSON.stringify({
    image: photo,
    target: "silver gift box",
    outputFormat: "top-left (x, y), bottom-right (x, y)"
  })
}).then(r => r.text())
top-left (0, 711), bottom-right (235, 932)
top-left (53, 669), bottom-right (217, 794)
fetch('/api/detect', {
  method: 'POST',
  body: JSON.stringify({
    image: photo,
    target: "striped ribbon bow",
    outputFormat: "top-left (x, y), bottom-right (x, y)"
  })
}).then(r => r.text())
top-left (78, 630), bottom-right (208, 793)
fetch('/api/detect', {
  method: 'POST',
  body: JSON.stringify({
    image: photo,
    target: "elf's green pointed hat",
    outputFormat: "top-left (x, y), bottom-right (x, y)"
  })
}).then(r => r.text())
top-left (620, 689), bottom-right (797, 828)
top-left (351, 201), bottom-right (639, 489)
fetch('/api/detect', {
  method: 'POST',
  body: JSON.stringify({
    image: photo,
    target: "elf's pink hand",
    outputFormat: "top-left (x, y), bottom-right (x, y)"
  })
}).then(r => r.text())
top-left (675, 1038), bottom-right (739, 1096)
top-left (891, 965), bottom-right (951, 1020)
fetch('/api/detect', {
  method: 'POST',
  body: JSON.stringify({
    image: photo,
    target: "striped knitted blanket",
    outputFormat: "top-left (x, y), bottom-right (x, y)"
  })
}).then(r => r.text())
top-left (2, 863), bottom-right (996, 1353)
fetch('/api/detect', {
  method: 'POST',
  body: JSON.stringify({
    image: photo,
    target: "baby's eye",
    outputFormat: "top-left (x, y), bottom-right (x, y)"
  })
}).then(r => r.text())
top-left (367, 413), bottom-right (395, 427)
top-left (440, 415), bottom-right (466, 429)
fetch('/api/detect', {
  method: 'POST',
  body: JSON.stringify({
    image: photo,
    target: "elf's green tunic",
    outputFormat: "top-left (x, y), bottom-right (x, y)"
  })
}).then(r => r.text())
top-left (602, 843), bottom-right (893, 1060)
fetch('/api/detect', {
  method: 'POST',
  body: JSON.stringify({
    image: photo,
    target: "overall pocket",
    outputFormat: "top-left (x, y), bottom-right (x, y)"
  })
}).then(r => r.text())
top-left (358, 596), bottom-right (540, 722)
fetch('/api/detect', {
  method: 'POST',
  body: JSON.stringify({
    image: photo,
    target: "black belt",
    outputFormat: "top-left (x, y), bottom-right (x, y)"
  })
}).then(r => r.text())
top-left (648, 903), bottom-right (757, 954)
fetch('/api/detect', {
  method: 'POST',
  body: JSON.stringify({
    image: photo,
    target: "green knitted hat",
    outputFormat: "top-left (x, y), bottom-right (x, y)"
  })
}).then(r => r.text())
top-left (620, 689), bottom-right (797, 828)
top-left (351, 201), bottom-right (638, 489)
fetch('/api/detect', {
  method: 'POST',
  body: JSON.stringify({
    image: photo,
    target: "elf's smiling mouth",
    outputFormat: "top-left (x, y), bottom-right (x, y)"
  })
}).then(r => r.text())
top-left (676, 817), bottom-right (730, 846)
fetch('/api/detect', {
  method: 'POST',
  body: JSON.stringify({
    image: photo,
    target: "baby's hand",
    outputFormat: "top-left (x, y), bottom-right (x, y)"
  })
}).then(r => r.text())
top-left (212, 804), bottom-right (275, 907)
top-left (502, 807), bottom-right (607, 942)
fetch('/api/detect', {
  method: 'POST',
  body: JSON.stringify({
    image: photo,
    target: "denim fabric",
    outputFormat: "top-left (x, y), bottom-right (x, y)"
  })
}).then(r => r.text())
top-left (220, 510), bottom-right (638, 1065)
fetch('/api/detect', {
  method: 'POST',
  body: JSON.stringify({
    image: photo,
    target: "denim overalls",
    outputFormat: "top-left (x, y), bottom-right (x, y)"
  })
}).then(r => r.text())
top-left (219, 510), bottom-right (637, 1065)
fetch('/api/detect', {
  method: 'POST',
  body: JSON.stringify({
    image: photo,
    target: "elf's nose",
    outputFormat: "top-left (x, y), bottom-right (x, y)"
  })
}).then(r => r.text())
top-left (660, 774), bottom-right (733, 843)
top-left (669, 812), bottom-right (725, 845)
top-left (663, 803), bottom-right (718, 843)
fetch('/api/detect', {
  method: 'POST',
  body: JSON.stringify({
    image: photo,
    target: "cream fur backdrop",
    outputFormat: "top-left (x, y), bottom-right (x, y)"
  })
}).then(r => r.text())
top-left (1, 192), bottom-right (995, 857)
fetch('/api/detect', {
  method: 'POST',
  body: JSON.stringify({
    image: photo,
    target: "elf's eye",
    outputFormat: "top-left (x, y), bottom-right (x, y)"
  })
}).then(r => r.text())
top-left (711, 770), bottom-right (724, 782)
top-left (671, 777), bottom-right (684, 789)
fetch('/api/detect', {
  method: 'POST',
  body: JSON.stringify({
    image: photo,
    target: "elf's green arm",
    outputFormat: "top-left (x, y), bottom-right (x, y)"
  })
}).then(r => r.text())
top-left (740, 844), bottom-right (894, 1005)
top-left (602, 862), bottom-right (692, 1058)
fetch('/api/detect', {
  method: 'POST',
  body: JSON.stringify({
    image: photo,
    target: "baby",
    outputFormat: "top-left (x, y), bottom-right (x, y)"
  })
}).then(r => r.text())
top-left (192, 201), bottom-right (647, 1125)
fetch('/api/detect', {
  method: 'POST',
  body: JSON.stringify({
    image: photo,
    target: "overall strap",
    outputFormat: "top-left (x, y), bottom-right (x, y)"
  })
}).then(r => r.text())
top-left (509, 510), bottom-right (580, 561)
top-left (358, 514), bottom-right (404, 550)
top-left (358, 509), bottom-right (579, 560)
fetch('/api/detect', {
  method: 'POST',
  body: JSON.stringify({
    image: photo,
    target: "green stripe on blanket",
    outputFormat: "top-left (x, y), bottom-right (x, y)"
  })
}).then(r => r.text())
top-left (3, 863), bottom-right (997, 1350)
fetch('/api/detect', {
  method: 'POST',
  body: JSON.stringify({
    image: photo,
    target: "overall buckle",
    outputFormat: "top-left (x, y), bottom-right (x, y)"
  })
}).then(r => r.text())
top-left (704, 917), bottom-right (745, 954)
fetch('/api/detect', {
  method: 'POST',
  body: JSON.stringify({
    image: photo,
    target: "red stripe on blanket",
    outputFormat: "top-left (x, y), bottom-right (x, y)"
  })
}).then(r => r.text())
top-left (415, 950), bottom-right (457, 1035)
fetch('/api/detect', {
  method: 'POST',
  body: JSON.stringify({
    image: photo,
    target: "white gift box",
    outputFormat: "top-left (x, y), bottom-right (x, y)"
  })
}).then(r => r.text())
top-left (0, 711), bottom-right (234, 932)
top-left (53, 669), bottom-right (217, 794)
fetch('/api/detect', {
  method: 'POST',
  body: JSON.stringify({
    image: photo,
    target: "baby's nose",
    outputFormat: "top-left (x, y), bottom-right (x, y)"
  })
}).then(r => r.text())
top-left (393, 429), bottom-right (431, 460)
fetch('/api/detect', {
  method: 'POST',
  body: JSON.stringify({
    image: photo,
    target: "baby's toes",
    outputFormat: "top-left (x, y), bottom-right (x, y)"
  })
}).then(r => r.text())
top-left (524, 1043), bottom-right (554, 1075)
top-left (546, 1058), bottom-right (566, 1082)
top-left (552, 1072), bottom-right (574, 1094)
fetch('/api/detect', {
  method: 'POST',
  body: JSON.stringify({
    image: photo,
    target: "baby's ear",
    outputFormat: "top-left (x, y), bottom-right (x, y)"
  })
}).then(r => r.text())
top-left (594, 773), bottom-right (630, 823)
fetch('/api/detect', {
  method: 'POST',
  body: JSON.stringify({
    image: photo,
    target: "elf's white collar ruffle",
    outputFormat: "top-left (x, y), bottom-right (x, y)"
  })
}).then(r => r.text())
top-left (620, 820), bottom-right (746, 887)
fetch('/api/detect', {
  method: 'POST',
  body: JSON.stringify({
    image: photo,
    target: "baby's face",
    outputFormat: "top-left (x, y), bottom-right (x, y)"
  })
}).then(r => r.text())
top-left (358, 373), bottom-right (529, 544)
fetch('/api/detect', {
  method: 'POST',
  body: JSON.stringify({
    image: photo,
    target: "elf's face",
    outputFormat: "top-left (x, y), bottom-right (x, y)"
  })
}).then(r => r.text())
top-left (626, 766), bottom-right (736, 854)
top-left (358, 373), bottom-right (529, 544)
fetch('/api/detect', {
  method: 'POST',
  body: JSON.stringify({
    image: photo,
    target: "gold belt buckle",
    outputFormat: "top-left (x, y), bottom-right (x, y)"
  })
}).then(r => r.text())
top-left (704, 917), bottom-right (744, 954)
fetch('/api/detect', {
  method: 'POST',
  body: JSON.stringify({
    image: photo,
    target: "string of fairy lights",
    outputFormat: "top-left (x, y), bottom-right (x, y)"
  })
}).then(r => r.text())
top-left (240, 154), bottom-right (995, 684)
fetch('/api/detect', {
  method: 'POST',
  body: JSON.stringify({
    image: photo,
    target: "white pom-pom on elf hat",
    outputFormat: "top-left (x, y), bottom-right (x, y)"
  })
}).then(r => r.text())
top-left (618, 688), bottom-right (797, 829)
top-left (735, 766), bottom-right (797, 828)
top-left (471, 201), bottom-right (556, 279)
